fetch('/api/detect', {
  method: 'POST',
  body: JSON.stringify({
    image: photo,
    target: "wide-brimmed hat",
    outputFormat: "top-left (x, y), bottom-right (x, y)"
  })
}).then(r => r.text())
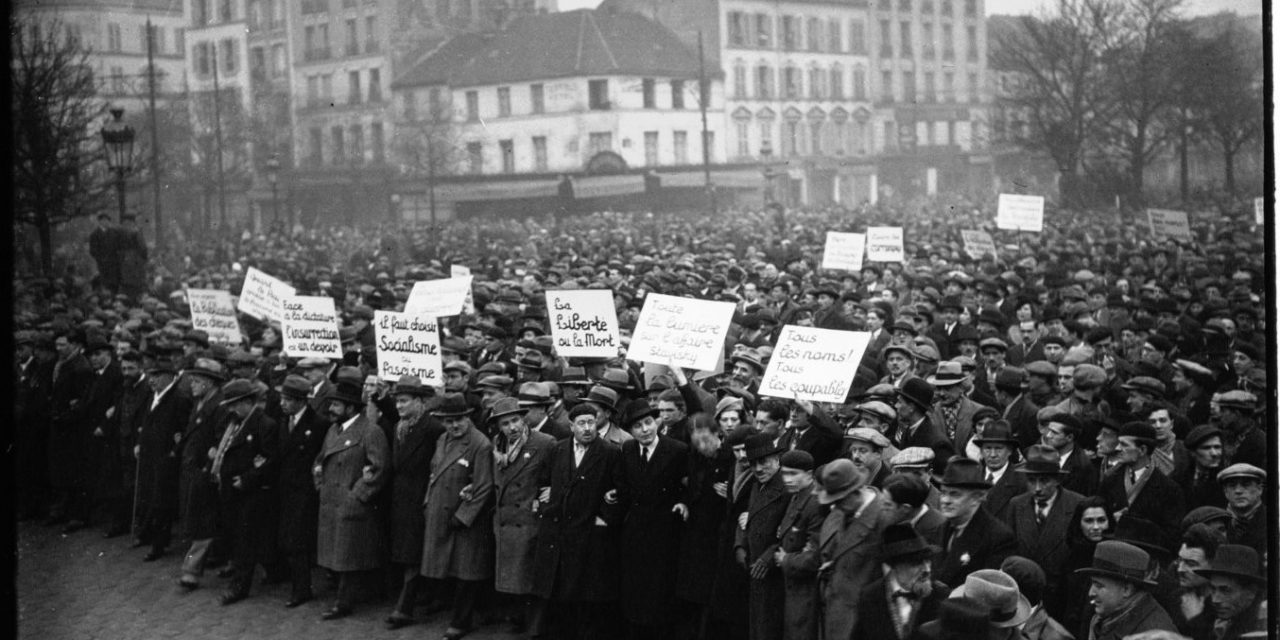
top-left (881, 523), bottom-right (939, 563)
top-left (187, 357), bottom-right (228, 383)
top-left (619, 398), bottom-right (660, 429)
top-left (392, 375), bottom-right (434, 397)
top-left (431, 393), bottom-right (472, 418)
top-left (1074, 540), bottom-right (1158, 587)
top-left (816, 458), bottom-right (862, 505)
top-left (972, 421), bottom-right (1019, 447)
top-left (219, 378), bottom-right (260, 405)
top-left (597, 368), bottom-right (635, 392)
top-left (915, 598), bottom-right (990, 640)
top-left (1015, 444), bottom-right (1071, 476)
top-left (323, 381), bottom-right (364, 407)
top-left (898, 378), bottom-right (935, 411)
top-left (1193, 544), bottom-right (1266, 585)
top-left (279, 374), bottom-right (311, 400)
top-left (146, 354), bottom-right (179, 375)
top-left (487, 397), bottom-right (526, 423)
top-left (932, 457), bottom-right (992, 490)
top-left (581, 385), bottom-right (620, 411)
top-left (948, 569), bottom-right (1033, 628)
top-left (926, 361), bottom-right (968, 387)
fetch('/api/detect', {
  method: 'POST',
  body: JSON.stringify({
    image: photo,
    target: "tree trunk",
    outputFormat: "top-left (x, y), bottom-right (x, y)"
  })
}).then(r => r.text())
top-left (1179, 120), bottom-right (1189, 206)
top-left (36, 215), bottom-right (54, 278)
top-left (1223, 147), bottom-right (1236, 195)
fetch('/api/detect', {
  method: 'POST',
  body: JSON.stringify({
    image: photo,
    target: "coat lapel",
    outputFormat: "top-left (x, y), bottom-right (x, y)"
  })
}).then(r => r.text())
top-left (429, 430), bottom-right (472, 489)
top-left (322, 416), bottom-right (365, 458)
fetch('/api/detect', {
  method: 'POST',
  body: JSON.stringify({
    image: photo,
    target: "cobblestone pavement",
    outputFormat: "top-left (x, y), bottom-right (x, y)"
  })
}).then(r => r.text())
top-left (17, 521), bottom-right (524, 640)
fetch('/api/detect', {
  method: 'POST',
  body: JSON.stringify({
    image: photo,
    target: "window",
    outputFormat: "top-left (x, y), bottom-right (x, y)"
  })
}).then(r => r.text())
top-left (810, 121), bottom-right (823, 155)
top-left (250, 46), bottom-right (266, 79)
top-left (942, 0), bottom-right (953, 14)
top-left (881, 70), bottom-right (893, 102)
top-left (733, 64), bottom-right (747, 99)
top-left (884, 121), bottom-right (895, 150)
top-left (671, 80), bottom-right (684, 109)
top-left (829, 19), bottom-right (841, 51)
top-left (807, 18), bottom-right (821, 52)
top-left (900, 0), bottom-right (912, 10)
top-left (365, 16), bottom-right (378, 53)
top-left (140, 24), bottom-right (152, 53)
top-left (500, 140), bottom-right (514, 173)
top-left (947, 120), bottom-right (957, 146)
top-left (348, 70), bottom-right (361, 104)
top-left (729, 12), bottom-right (746, 46)
top-left (642, 78), bottom-right (655, 108)
top-left (465, 90), bottom-right (479, 121)
top-left (850, 20), bottom-right (865, 54)
top-left (703, 131), bottom-right (714, 161)
top-left (588, 79), bottom-right (609, 110)
top-left (644, 131), bottom-right (659, 165)
top-left (964, 0), bottom-right (976, 17)
top-left (345, 18), bottom-right (358, 55)
top-left (221, 39), bottom-right (237, 73)
top-left (903, 71), bottom-right (915, 102)
top-left (332, 126), bottom-right (345, 161)
top-left (588, 132), bottom-right (612, 155)
top-left (110, 66), bottom-right (125, 93)
top-left (784, 67), bottom-right (801, 99)
top-left (307, 75), bottom-right (320, 106)
top-left (968, 72), bottom-right (979, 103)
top-left (219, 0), bottom-right (233, 21)
top-left (879, 20), bottom-right (892, 56)
top-left (833, 122), bottom-right (847, 155)
top-left (402, 91), bottom-right (416, 119)
top-left (310, 127), bottom-right (324, 165)
top-left (193, 0), bottom-right (209, 26)
top-left (530, 84), bottom-right (544, 114)
top-left (756, 65), bottom-right (773, 99)
top-left (783, 121), bottom-right (799, 156)
top-left (755, 13), bottom-right (772, 47)
top-left (759, 121), bottom-right (772, 154)
top-left (923, 22), bottom-right (935, 57)
top-left (350, 124), bottom-right (364, 161)
top-left (497, 86), bottom-right (511, 116)
top-left (830, 65), bottom-right (844, 99)
top-left (854, 66), bottom-right (867, 100)
top-left (368, 68), bottom-right (381, 102)
top-left (108, 23), bottom-right (122, 51)
top-left (944, 72), bottom-right (954, 102)
top-left (673, 131), bottom-right (688, 164)
top-left (428, 87), bottom-right (442, 119)
top-left (272, 44), bottom-right (285, 76)
top-left (855, 122), bottom-right (868, 154)
top-left (467, 142), bottom-right (483, 174)
top-left (322, 74), bottom-right (333, 100)
top-left (967, 25), bottom-right (978, 61)
top-left (781, 16), bottom-right (796, 50)
top-left (533, 136), bottom-right (547, 171)
top-left (900, 21), bottom-right (912, 56)
top-left (195, 42), bottom-right (212, 76)
top-left (735, 121), bottom-right (749, 156)
top-left (809, 67), bottom-right (822, 99)
top-left (176, 27), bottom-right (185, 52)
top-left (924, 71), bottom-right (935, 102)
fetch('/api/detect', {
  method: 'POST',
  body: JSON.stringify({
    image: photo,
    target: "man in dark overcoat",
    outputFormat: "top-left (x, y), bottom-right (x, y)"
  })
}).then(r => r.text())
top-left (383, 377), bottom-right (445, 629)
top-left (176, 358), bottom-right (228, 589)
top-left (134, 353), bottom-right (193, 560)
top-left (853, 524), bottom-right (947, 639)
top-left (1005, 445), bottom-right (1086, 619)
top-left (735, 434), bottom-right (790, 640)
top-left (531, 402), bottom-right (623, 640)
top-left (616, 398), bottom-right (689, 639)
top-left (72, 335), bottom-right (123, 532)
top-left (104, 350), bottom-right (151, 537)
top-left (774, 450), bottom-right (824, 640)
top-left (47, 329), bottom-right (94, 527)
top-left (275, 374), bottom-right (329, 608)
top-left (931, 457), bottom-right (1018, 590)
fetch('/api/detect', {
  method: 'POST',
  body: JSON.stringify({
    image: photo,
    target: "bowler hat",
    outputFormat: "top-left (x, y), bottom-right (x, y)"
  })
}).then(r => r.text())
top-left (898, 378), bottom-right (935, 412)
top-left (1074, 540), bottom-right (1158, 586)
top-left (816, 458), bottom-right (862, 505)
top-left (743, 433), bottom-right (785, 462)
top-left (280, 374), bottom-right (311, 400)
top-left (972, 421), bottom-right (1018, 447)
top-left (323, 381), bottom-right (364, 407)
top-left (881, 523), bottom-right (939, 563)
top-left (619, 398), bottom-right (659, 429)
top-left (932, 457), bottom-right (992, 490)
top-left (948, 569), bottom-right (1033, 628)
top-left (392, 375), bottom-right (434, 397)
top-left (219, 378), bottom-right (260, 405)
top-left (1194, 544), bottom-right (1266, 585)
top-left (487, 397), bottom-right (527, 423)
top-left (939, 295), bottom-right (964, 312)
top-left (1015, 444), bottom-right (1070, 476)
top-left (431, 393), bottom-right (473, 418)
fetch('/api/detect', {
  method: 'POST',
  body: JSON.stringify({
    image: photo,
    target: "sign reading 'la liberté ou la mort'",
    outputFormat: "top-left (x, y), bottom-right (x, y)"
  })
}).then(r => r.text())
top-left (186, 288), bottom-right (242, 345)
top-left (996, 193), bottom-right (1045, 233)
top-left (374, 310), bottom-right (442, 383)
top-left (545, 289), bottom-right (620, 358)
top-left (627, 293), bottom-right (735, 371)
top-left (237, 266), bottom-right (295, 323)
top-left (281, 295), bottom-right (342, 359)
top-left (759, 325), bottom-right (872, 403)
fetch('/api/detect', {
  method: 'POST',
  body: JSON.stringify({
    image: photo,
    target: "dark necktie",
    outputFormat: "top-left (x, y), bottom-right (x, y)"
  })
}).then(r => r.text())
top-left (892, 590), bottom-right (918, 601)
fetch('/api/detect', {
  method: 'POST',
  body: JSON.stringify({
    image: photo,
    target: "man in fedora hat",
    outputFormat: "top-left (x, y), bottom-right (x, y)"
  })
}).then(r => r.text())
top-left (134, 351), bottom-right (193, 561)
top-left (420, 392), bottom-right (495, 640)
top-left (383, 376), bottom-right (446, 629)
top-left (211, 378), bottom-right (280, 606)
top-left (948, 569), bottom-right (1034, 638)
top-left (1006, 445), bottom-right (1086, 619)
top-left (516, 381), bottom-right (571, 441)
top-left (1099, 421), bottom-right (1186, 540)
top-left (853, 523), bottom-right (947, 639)
top-left (1000, 556), bottom-right (1074, 640)
top-left (972, 420), bottom-right (1026, 522)
top-left (893, 378), bottom-right (954, 473)
top-left (313, 380), bottom-right (390, 621)
top-left (580, 384), bottom-right (633, 447)
top-left (731, 433), bottom-right (788, 640)
top-left (615, 398), bottom-right (690, 640)
top-left (729, 348), bottom-right (765, 395)
top-left (815, 458), bottom-right (890, 638)
top-left (1076, 540), bottom-right (1177, 639)
top-left (1186, 544), bottom-right (1267, 639)
top-left (926, 361), bottom-right (985, 455)
top-left (175, 358), bottom-right (229, 589)
top-left (909, 596), bottom-right (991, 640)
top-left (275, 373), bottom-right (331, 608)
top-left (932, 457), bottom-right (1017, 589)
top-left (103, 349), bottom-right (151, 539)
top-left (774, 450), bottom-right (824, 640)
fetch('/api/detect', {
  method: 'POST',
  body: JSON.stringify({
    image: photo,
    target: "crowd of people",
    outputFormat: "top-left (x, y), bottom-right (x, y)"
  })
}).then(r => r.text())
top-left (13, 194), bottom-right (1272, 640)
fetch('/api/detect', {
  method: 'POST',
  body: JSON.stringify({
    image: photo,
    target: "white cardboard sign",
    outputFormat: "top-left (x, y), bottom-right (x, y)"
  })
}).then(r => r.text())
top-left (186, 288), bottom-right (242, 345)
top-left (996, 194), bottom-right (1045, 232)
top-left (759, 326), bottom-right (871, 403)
top-left (1254, 197), bottom-right (1263, 225)
top-left (406, 276), bottom-right (473, 318)
top-left (961, 230), bottom-right (998, 259)
top-left (865, 227), bottom-right (905, 263)
top-left (281, 295), bottom-right (342, 359)
top-left (237, 267), bottom-right (296, 323)
top-left (1146, 209), bottom-right (1192, 242)
top-left (545, 289), bottom-right (620, 358)
top-left (374, 310), bottom-right (442, 383)
top-left (451, 265), bottom-right (476, 315)
top-left (627, 294), bottom-right (735, 370)
top-left (822, 231), bottom-right (866, 271)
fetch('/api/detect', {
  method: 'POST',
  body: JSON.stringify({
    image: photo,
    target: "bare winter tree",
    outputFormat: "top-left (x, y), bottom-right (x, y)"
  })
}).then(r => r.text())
top-left (1191, 20), bottom-right (1264, 195)
top-left (11, 16), bottom-right (111, 276)
top-left (394, 89), bottom-right (462, 226)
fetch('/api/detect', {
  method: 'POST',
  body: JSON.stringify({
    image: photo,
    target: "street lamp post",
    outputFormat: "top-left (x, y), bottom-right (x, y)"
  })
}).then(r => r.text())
top-left (101, 107), bottom-right (136, 222)
top-left (265, 153), bottom-right (281, 225)
top-left (760, 141), bottom-right (775, 206)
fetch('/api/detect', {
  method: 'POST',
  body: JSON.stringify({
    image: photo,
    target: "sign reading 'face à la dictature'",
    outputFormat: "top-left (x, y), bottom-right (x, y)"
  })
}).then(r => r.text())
top-left (281, 295), bottom-right (341, 359)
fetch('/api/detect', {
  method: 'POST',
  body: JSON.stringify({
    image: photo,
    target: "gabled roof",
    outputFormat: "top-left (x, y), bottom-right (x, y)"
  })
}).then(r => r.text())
top-left (392, 8), bottom-right (710, 90)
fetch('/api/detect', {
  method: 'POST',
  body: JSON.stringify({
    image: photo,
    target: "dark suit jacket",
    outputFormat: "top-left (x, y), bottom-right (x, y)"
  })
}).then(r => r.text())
top-left (216, 407), bottom-right (280, 493)
top-left (895, 416), bottom-right (955, 474)
top-left (1059, 447), bottom-right (1098, 497)
top-left (854, 577), bottom-right (948, 639)
top-left (1003, 393), bottom-right (1042, 451)
top-left (778, 412), bottom-right (843, 468)
top-left (276, 405), bottom-right (329, 554)
top-left (532, 437), bottom-right (623, 602)
top-left (911, 507), bottom-right (948, 548)
top-left (618, 435), bottom-right (689, 625)
top-left (388, 411), bottom-right (445, 564)
top-left (933, 507), bottom-right (1017, 589)
top-left (1099, 465), bottom-right (1186, 548)
top-left (982, 466), bottom-right (1027, 523)
top-left (136, 386), bottom-right (193, 514)
top-left (1007, 489), bottom-right (1085, 617)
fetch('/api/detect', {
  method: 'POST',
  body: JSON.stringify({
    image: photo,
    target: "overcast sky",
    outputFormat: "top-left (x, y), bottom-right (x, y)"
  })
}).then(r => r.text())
top-left (558, 0), bottom-right (1262, 16)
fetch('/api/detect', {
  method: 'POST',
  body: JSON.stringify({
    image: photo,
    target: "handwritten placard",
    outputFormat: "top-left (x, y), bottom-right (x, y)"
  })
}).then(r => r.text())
top-left (545, 289), bottom-right (620, 358)
top-left (759, 326), bottom-right (871, 403)
top-left (866, 227), bottom-right (905, 263)
top-left (187, 288), bottom-right (242, 345)
top-left (961, 230), bottom-right (998, 260)
top-left (627, 294), bottom-right (735, 370)
top-left (406, 275), bottom-right (473, 318)
top-left (1146, 209), bottom-right (1192, 242)
top-left (996, 194), bottom-right (1045, 232)
top-left (1254, 197), bottom-right (1263, 225)
top-left (237, 267), bottom-right (295, 323)
top-left (822, 231), bottom-right (866, 271)
top-left (451, 265), bottom-right (476, 315)
top-left (281, 295), bottom-right (341, 359)
top-left (374, 310), bottom-right (442, 383)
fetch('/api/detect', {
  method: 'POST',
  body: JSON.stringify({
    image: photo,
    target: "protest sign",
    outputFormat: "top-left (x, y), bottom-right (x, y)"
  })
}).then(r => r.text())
top-left (1146, 209), bottom-right (1192, 242)
top-left (405, 276), bottom-right (473, 318)
top-left (1254, 197), bottom-right (1263, 225)
top-left (545, 289), bottom-right (620, 358)
top-left (865, 227), bottom-right (905, 263)
top-left (759, 326), bottom-right (871, 403)
top-left (822, 231), bottom-right (866, 271)
top-left (451, 265), bottom-right (476, 315)
top-left (237, 267), bottom-right (295, 323)
top-left (186, 288), bottom-right (242, 345)
top-left (281, 295), bottom-right (342, 359)
top-left (996, 194), bottom-right (1045, 232)
top-left (961, 230), bottom-right (998, 260)
top-left (374, 310), bottom-right (442, 383)
top-left (627, 294), bottom-right (735, 370)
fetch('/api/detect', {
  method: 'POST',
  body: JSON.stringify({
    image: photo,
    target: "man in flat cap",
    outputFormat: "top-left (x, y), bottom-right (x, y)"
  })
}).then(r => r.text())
top-left (295, 357), bottom-right (334, 414)
top-left (1215, 391), bottom-right (1264, 469)
top-left (845, 427), bottom-right (893, 489)
top-left (774, 450), bottom-right (823, 640)
top-left (176, 358), bottom-right (229, 589)
top-left (1217, 463), bottom-right (1266, 557)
